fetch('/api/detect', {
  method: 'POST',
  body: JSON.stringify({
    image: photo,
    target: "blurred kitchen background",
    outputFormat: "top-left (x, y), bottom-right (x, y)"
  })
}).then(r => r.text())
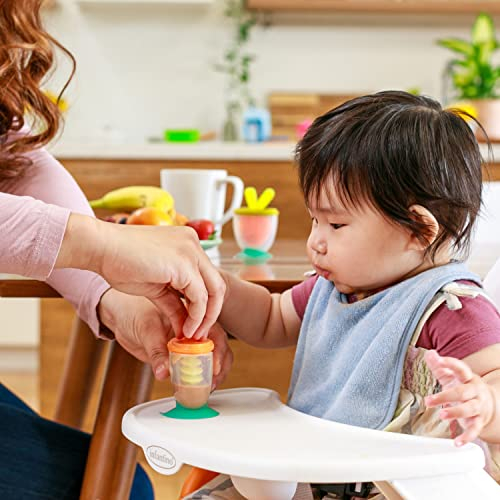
top-left (6, 0), bottom-right (500, 390)
top-left (41, 0), bottom-right (497, 145)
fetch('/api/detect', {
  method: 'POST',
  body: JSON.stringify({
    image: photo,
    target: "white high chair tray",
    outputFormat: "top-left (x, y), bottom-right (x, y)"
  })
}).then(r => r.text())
top-left (122, 388), bottom-right (487, 484)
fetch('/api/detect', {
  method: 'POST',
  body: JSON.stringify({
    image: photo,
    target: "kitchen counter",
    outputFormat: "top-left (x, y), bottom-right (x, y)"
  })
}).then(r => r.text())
top-left (49, 140), bottom-right (298, 161)
top-left (49, 140), bottom-right (500, 162)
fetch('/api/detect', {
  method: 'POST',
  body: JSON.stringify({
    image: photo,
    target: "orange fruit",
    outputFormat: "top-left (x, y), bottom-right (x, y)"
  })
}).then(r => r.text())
top-left (174, 212), bottom-right (189, 226)
top-left (126, 207), bottom-right (173, 226)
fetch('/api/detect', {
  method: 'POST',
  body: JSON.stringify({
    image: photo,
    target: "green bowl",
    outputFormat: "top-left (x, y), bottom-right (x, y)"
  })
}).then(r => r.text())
top-left (164, 129), bottom-right (200, 143)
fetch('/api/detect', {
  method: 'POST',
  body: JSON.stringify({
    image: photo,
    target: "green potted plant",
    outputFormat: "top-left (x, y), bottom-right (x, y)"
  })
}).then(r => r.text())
top-left (438, 12), bottom-right (500, 141)
top-left (215, 0), bottom-right (257, 141)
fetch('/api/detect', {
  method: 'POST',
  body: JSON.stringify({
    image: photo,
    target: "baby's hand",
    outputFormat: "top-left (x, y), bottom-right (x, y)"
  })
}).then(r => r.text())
top-left (424, 350), bottom-right (496, 447)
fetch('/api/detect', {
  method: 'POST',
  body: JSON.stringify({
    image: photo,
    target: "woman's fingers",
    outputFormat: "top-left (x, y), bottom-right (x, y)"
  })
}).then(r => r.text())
top-left (191, 262), bottom-right (225, 339)
top-left (138, 317), bottom-right (175, 380)
top-left (166, 252), bottom-right (225, 339)
top-left (151, 290), bottom-right (188, 338)
top-left (166, 262), bottom-right (208, 338)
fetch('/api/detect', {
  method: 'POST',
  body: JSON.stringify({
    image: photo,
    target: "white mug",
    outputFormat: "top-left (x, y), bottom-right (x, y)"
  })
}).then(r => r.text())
top-left (160, 169), bottom-right (244, 232)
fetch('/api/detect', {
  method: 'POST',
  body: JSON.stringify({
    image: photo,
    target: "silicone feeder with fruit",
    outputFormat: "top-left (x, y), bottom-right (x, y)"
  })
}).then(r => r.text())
top-left (163, 338), bottom-right (219, 420)
top-left (233, 187), bottom-right (279, 262)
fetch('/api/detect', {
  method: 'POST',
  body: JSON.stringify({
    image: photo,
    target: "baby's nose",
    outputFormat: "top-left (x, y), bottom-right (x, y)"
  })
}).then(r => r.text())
top-left (311, 240), bottom-right (327, 255)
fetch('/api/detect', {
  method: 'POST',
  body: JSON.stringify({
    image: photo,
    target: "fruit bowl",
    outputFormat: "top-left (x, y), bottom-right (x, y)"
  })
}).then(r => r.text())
top-left (200, 238), bottom-right (223, 251)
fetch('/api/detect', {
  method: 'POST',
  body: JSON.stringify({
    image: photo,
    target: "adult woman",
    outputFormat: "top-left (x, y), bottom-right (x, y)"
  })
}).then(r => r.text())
top-left (0, 1), bottom-right (231, 497)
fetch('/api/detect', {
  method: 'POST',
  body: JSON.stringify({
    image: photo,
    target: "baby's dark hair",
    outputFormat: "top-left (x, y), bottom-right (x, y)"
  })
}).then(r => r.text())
top-left (296, 90), bottom-right (483, 259)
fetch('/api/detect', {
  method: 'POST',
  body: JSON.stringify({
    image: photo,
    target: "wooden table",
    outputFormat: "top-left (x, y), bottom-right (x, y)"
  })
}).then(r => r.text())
top-left (0, 239), bottom-right (310, 298)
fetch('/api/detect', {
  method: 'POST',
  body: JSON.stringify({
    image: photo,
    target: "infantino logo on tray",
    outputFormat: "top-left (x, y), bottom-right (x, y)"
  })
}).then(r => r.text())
top-left (146, 446), bottom-right (176, 470)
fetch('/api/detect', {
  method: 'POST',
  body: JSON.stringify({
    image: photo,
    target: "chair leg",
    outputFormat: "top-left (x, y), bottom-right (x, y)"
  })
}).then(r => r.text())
top-left (54, 317), bottom-right (105, 429)
top-left (79, 342), bottom-right (154, 500)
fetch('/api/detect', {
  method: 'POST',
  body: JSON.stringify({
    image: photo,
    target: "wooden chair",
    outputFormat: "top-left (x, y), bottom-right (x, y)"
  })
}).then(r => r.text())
top-left (0, 279), bottom-right (154, 500)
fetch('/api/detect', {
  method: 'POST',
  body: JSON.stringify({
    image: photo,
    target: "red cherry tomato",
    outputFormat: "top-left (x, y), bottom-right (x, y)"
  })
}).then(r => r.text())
top-left (185, 219), bottom-right (215, 240)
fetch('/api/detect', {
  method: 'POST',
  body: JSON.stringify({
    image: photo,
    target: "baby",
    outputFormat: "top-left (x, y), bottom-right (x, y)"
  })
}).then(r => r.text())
top-left (185, 91), bottom-right (500, 499)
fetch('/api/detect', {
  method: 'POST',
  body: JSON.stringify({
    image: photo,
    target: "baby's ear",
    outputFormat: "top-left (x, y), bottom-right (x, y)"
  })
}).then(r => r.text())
top-left (407, 204), bottom-right (439, 250)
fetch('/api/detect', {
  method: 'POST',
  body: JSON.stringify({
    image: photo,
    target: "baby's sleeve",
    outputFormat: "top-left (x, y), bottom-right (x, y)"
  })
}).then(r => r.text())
top-left (419, 293), bottom-right (500, 359)
top-left (291, 275), bottom-right (319, 320)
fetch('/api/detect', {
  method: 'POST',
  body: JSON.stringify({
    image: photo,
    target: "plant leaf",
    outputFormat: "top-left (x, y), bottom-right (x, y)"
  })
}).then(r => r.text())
top-left (476, 40), bottom-right (496, 66)
top-left (472, 12), bottom-right (495, 45)
top-left (437, 38), bottom-right (474, 57)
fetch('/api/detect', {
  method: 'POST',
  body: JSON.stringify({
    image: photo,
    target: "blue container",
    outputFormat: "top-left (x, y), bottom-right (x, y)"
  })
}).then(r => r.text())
top-left (242, 107), bottom-right (272, 143)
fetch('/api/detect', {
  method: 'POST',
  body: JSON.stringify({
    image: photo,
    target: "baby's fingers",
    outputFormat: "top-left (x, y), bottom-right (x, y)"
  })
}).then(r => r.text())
top-left (454, 416), bottom-right (483, 447)
top-left (425, 350), bottom-right (474, 385)
top-left (425, 383), bottom-right (478, 407)
top-left (439, 399), bottom-right (481, 421)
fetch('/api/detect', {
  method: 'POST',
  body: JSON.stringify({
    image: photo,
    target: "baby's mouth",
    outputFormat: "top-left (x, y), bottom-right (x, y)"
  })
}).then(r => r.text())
top-left (313, 264), bottom-right (331, 279)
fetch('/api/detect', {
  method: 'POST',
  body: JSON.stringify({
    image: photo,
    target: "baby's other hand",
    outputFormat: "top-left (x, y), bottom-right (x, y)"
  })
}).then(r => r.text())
top-left (424, 350), bottom-right (496, 447)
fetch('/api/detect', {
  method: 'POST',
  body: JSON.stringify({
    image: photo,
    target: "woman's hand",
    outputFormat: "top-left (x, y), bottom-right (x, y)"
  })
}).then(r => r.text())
top-left (98, 289), bottom-right (233, 385)
top-left (57, 214), bottom-right (226, 339)
top-left (424, 350), bottom-right (496, 446)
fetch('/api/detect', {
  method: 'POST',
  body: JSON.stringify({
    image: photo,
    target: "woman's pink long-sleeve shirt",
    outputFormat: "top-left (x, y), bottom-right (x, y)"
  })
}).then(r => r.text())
top-left (0, 140), bottom-right (110, 336)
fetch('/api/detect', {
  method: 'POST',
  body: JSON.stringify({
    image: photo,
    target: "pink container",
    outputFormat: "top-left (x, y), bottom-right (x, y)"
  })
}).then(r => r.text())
top-left (296, 119), bottom-right (313, 140)
top-left (232, 213), bottom-right (279, 252)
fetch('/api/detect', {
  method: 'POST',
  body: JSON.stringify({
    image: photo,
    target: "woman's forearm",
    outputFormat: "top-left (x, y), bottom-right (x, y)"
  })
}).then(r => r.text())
top-left (55, 213), bottom-right (104, 273)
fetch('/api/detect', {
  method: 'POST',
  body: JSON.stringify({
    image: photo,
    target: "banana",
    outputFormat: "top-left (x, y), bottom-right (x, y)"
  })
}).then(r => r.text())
top-left (90, 186), bottom-right (174, 213)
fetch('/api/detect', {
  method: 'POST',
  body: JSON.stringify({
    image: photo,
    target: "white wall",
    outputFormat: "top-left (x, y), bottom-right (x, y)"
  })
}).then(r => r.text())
top-left (43, 2), bottom-right (494, 145)
top-left (0, 299), bottom-right (39, 346)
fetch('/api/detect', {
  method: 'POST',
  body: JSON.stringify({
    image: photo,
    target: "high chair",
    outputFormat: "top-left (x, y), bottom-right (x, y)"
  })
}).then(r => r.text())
top-left (122, 247), bottom-right (500, 500)
top-left (122, 387), bottom-right (500, 500)
top-left (0, 278), bottom-right (154, 500)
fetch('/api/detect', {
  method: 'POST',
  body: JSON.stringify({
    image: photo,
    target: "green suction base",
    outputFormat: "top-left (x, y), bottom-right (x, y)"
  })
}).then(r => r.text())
top-left (162, 403), bottom-right (219, 420)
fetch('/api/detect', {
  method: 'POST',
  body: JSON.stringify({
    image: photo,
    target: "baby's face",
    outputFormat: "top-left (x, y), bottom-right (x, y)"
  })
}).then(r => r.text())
top-left (306, 188), bottom-right (425, 296)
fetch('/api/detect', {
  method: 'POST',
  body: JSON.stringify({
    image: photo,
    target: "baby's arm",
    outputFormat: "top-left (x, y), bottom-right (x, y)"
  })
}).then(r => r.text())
top-left (425, 344), bottom-right (500, 445)
top-left (218, 270), bottom-right (301, 348)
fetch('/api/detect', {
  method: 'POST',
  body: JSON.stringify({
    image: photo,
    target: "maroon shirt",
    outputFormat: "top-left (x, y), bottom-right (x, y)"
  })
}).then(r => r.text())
top-left (291, 275), bottom-right (500, 359)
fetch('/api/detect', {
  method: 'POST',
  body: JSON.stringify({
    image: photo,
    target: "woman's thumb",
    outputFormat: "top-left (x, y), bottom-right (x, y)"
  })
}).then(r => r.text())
top-left (145, 341), bottom-right (170, 380)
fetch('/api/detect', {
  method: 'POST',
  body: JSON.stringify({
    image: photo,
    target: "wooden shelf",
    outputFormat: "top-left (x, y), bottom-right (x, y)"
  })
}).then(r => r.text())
top-left (246, 0), bottom-right (500, 14)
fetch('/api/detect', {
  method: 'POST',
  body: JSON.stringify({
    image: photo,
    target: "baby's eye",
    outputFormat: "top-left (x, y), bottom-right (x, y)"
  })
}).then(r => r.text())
top-left (330, 223), bottom-right (345, 230)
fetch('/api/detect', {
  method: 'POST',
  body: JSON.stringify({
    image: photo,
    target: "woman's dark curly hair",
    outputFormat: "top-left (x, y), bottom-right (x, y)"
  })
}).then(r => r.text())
top-left (0, 0), bottom-right (75, 180)
top-left (296, 90), bottom-right (485, 259)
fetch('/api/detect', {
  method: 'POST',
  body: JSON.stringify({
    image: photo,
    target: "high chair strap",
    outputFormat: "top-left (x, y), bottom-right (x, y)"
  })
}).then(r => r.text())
top-left (409, 282), bottom-right (493, 347)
